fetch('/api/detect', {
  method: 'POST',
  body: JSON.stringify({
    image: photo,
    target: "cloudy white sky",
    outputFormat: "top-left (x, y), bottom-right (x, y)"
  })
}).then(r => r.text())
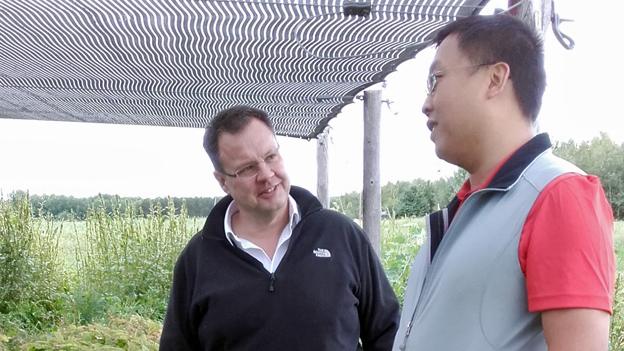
top-left (1, 0), bottom-right (622, 199)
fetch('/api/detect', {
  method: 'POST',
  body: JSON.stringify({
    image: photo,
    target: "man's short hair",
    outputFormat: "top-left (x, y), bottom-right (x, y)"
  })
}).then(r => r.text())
top-left (203, 105), bottom-right (274, 172)
top-left (434, 14), bottom-right (545, 121)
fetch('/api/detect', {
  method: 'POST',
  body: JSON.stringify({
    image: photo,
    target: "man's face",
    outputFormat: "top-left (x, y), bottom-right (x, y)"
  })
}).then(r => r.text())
top-left (214, 118), bottom-right (290, 219)
top-left (421, 35), bottom-right (489, 168)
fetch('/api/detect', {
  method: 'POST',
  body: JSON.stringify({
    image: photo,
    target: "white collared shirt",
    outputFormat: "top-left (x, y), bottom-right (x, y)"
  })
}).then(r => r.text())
top-left (223, 195), bottom-right (300, 273)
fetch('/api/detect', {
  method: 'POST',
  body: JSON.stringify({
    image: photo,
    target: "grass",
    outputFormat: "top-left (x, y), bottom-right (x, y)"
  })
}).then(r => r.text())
top-left (2, 315), bottom-right (161, 351)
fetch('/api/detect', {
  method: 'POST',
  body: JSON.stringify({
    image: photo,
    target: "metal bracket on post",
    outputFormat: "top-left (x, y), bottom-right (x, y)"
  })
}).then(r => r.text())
top-left (506, 0), bottom-right (574, 50)
top-left (551, 1), bottom-right (575, 50)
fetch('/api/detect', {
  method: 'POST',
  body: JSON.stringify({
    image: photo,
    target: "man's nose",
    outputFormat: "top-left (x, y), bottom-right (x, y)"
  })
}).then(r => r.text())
top-left (255, 161), bottom-right (274, 180)
top-left (422, 94), bottom-right (433, 117)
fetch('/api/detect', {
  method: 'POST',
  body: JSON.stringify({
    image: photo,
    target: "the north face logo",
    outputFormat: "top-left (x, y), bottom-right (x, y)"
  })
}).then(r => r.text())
top-left (313, 248), bottom-right (331, 258)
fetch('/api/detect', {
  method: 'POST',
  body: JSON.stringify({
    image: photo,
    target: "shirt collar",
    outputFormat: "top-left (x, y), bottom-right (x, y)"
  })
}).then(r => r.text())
top-left (487, 132), bottom-right (552, 189)
top-left (224, 195), bottom-right (300, 246)
top-left (456, 149), bottom-right (515, 203)
top-left (456, 133), bottom-right (552, 204)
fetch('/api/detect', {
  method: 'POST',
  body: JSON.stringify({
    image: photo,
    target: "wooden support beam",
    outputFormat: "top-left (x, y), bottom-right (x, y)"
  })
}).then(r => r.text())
top-left (362, 90), bottom-right (381, 256)
top-left (316, 130), bottom-right (329, 208)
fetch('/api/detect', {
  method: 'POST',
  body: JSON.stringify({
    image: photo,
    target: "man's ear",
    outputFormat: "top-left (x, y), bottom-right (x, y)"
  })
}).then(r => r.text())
top-left (486, 62), bottom-right (512, 98)
top-left (213, 171), bottom-right (230, 194)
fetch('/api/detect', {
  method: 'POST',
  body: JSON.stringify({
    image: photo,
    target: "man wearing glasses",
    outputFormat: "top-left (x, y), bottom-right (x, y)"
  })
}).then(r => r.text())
top-left (160, 105), bottom-right (399, 350)
top-left (393, 15), bottom-right (614, 351)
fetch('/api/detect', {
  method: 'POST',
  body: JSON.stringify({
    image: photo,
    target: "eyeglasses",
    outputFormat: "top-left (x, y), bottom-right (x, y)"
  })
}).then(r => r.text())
top-left (221, 145), bottom-right (282, 178)
top-left (426, 63), bottom-right (496, 95)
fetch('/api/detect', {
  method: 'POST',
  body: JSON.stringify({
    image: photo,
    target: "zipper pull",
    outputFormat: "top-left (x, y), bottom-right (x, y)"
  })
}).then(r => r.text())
top-left (399, 321), bottom-right (413, 351)
top-left (268, 273), bottom-right (276, 292)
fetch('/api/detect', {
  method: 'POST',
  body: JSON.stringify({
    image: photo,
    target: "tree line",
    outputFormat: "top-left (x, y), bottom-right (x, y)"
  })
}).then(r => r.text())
top-left (7, 192), bottom-right (223, 220)
top-left (330, 170), bottom-right (466, 220)
top-left (7, 133), bottom-right (623, 221)
top-left (332, 133), bottom-right (624, 220)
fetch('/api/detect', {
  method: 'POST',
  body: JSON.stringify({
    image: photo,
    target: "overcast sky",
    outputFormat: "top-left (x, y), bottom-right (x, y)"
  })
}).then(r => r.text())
top-left (1, 0), bottom-right (622, 199)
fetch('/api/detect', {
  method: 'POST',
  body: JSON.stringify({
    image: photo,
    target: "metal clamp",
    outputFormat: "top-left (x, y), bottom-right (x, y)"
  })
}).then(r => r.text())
top-left (551, 0), bottom-right (575, 50)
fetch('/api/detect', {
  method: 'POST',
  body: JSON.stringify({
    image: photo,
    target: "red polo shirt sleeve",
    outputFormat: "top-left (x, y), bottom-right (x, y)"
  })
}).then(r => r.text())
top-left (519, 173), bottom-right (615, 313)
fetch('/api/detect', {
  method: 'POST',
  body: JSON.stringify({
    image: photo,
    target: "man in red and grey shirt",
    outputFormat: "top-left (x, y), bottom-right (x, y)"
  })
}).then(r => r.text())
top-left (394, 15), bottom-right (614, 351)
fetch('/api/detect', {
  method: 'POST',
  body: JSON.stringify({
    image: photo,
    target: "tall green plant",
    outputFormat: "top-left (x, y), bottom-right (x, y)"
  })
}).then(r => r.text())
top-left (74, 197), bottom-right (192, 321)
top-left (0, 194), bottom-right (66, 331)
top-left (380, 217), bottom-right (424, 304)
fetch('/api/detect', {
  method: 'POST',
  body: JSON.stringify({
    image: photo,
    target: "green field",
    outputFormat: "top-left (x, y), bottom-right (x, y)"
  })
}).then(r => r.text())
top-left (1, 198), bottom-right (623, 350)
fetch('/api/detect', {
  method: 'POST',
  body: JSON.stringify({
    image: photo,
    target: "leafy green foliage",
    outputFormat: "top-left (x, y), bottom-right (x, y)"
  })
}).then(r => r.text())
top-left (394, 180), bottom-right (436, 217)
top-left (74, 198), bottom-right (194, 321)
top-left (0, 194), bottom-right (196, 345)
top-left (380, 217), bottom-right (424, 303)
top-left (0, 195), bottom-right (68, 332)
top-left (381, 181), bottom-right (412, 218)
top-left (554, 133), bottom-right (624, 219)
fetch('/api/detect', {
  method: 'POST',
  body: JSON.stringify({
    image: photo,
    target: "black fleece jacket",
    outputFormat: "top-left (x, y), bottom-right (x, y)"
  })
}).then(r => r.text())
top-left (160, 186), bottom-right (399, 350)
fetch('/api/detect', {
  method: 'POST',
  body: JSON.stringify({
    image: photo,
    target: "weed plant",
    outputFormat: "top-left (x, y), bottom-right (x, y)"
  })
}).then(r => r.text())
top-left (0, 195), bottom-right (67, 333)
top-left (380, 215), bottom-right (424, 304)
top-left (73, 198), bottom-right (192, 322)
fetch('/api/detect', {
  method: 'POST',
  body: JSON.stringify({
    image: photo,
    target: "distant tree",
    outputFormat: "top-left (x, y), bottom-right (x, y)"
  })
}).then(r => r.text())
top-left (431, 168), bottom-right (466, 209)
top-left (395, 180), bottom-right (436, 217)
top-left (331, 191), bottom-right (360, 219)
top-left (29, 194), bottom-right (89, 219)
top-left (17, 193), bottom-right (220, 220)
top-left (381, 181), bottom-right (412, 217)
top-left (330, 170), bottom-right (467, 219)
top-left (554, 133), bottom-right (624, 219)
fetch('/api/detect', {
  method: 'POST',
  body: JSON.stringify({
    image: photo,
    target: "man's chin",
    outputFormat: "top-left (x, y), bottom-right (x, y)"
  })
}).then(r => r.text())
top-left (434, 147), bottom-right (456, 166)
top-left (258, 191), bottom-right (288, 209)
top-left (434, 144), bottom-right (446, 160)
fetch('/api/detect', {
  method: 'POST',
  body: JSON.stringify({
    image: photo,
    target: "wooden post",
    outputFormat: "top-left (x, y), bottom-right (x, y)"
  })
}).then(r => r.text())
top-left (316, 130), bottom-right (329, 208)
top-left (362, 90), bottom-right (381, 256)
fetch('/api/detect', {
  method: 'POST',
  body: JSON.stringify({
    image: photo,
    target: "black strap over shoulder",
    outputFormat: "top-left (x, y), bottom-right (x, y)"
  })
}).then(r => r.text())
top-left (428, 197), bottom-right (459, 262)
